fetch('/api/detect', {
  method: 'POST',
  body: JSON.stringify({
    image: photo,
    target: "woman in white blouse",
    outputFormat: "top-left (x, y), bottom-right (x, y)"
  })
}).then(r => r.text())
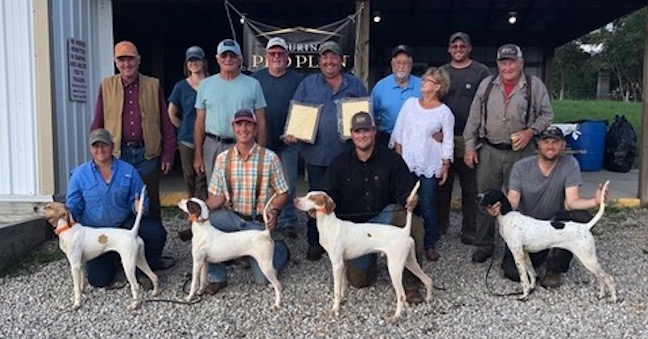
top-left (390, 67), bottom-right (454, 261)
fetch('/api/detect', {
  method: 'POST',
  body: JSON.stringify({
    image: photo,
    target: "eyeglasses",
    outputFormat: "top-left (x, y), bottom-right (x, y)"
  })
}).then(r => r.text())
top-left (423, 78), bottom-right (439, 84)
top-left (218, 53), bottom-right (239, 60)
top-left (267, 51), bottom-right (287, 57)
top-left (450, 44), bottom-right (468, 50)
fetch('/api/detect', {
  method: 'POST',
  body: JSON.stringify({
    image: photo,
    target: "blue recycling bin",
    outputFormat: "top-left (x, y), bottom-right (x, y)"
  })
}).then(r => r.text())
top-left (566, 120), bottom-right (607, 172)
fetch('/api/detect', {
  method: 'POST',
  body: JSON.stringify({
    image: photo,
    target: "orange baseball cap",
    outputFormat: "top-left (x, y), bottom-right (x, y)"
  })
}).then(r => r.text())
top-left (114, 40), bottom-right (139, 58)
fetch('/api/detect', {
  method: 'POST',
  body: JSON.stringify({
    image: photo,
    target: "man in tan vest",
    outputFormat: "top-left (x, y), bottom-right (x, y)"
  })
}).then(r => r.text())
top-left (91, 40), bottom-right (176, 224)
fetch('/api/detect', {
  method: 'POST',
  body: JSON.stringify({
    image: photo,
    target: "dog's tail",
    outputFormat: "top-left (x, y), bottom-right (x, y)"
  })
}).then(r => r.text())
top-left (584, 180), bottom-right (609, 230)
top-left (262, 193), bottom-right (278, 232)
top-left (403, 181), bottom-right (421, 234)
top-left (131, 185), bottom-right (147, 235)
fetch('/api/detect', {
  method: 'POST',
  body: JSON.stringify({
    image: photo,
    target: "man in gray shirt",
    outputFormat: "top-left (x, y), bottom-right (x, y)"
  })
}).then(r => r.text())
top-left (495, 126), bottom-right (606, 288)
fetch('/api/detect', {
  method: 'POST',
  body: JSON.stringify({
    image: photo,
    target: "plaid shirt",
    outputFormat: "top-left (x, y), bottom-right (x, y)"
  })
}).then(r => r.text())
top-left (209, 144), bottom-right (288, 216)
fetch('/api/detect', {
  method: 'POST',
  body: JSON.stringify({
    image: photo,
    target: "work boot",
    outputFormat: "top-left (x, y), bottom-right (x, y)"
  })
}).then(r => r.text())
top-left (471, 248), bottom-right (493, 263)
top-left (203, 281), bottom-right (228, 295)
top-left (346, 263), bottom-right (377, 288)
top-left (541, 271), bottom-right (562, 289)
top-left (306, 243), bottom-right (326, 261)
top-left (405, 287), bottom-right (424, 304)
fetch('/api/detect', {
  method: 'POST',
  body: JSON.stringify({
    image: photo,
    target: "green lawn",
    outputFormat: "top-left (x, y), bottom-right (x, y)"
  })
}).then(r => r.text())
top-left (553, 99), bottom-right (641, 132)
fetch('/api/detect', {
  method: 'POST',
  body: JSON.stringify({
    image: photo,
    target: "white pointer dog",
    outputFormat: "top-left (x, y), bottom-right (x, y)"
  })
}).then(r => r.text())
top-left (35, 186), bottom-right (160, 310)
top-left (177, 195), bottom-right (282, 308)
top-left (294, 182), bottom-right (433, 323)
top-left (476, 180), bottom-right (617, 302)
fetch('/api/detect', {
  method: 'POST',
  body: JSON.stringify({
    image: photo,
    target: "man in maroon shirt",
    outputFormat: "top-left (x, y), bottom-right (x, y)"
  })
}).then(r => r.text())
top-left (91, 40), bottom-right (176, 222)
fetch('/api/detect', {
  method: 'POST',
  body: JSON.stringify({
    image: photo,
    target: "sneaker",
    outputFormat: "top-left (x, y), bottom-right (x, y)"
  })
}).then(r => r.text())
top-left (405, 287), bottom-right (424, 304)
top-left (471, 249), bottom-right (493, 263)
top-left (203, 281), bottom-right (228, 295)
top-left (541, 272), bottom-right (562, 289)
top-left (306, 244), bottom-right (326, 261)
top-left (282, 226), bottom-right (298, 239)
top-left (425, 248), bottom-right (441, 262)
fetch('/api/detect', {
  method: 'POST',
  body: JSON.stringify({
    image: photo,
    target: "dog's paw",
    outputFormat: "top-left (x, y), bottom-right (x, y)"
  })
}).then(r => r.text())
top-left (387, 314), bottom-right (401, 324)
top-left (518, 294), bottom-right (529, 302)
top-left (184, 295), bottom-right (194, 303)
top-left (127, 300), bottom-right (141, 310)
top-left (71, 302), bottom-right (81, 310)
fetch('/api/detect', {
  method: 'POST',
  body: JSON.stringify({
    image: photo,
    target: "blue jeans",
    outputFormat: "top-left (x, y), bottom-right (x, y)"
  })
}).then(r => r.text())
top-left (305, 164), bottom-right (329, 246)
top-left (207, 209), bottom-right (290, 285)
top-left (347, 204), bottom-right (395, 270)
top-left (119, 145), bottom-right (162, 221)
top-left (418, 175), bottom-right (439, 249)
top-left (86, 214), bottom-right (167, 287)
top-left (278, 146), bottom-right (299, 229)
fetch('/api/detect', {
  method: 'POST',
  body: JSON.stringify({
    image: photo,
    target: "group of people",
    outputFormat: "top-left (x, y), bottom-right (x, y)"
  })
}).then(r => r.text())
top-left (66, 32), bottom-right (606, 302)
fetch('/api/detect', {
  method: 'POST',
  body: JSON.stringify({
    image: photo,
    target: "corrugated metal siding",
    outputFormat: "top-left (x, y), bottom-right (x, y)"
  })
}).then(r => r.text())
top-left (0, 1), bottom-right (38, 197)
top-left (0, 0), bottom-right (113, 201)
top-left (50, 0), bottom-right (112, 196)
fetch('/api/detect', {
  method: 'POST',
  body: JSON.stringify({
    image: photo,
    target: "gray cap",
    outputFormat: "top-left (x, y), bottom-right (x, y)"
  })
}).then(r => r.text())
top-left (89, 129), bottom-right (113, 146)
top-left (266, 37), bottom-right (288, 50)
top-left (217, 39), bottom-right (242, 57)
top-left (318, 41), bottom-right (342, 56)
top-left (449, 32), bottom-right (471, 45)
top-left (497, 44), bottom-right (523, 60)
top-left (185, 46), bottom-right (205, 61)
top-left (538, 125), bottom-right (565, 141)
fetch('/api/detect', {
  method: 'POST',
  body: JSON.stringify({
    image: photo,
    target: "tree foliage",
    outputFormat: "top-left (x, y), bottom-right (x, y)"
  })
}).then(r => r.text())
top-left (552, 7), bottom-right (646, 101)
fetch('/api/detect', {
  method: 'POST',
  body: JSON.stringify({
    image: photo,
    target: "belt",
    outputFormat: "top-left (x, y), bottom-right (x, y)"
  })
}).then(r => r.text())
top-left (122, 141), bottom-right (144, 148)
top-left (235, 212), bottom-right (263, 222)
top-left (484, 140), bottom-right (513, 150)
top-left (206, 133), bottom-right (235, 144)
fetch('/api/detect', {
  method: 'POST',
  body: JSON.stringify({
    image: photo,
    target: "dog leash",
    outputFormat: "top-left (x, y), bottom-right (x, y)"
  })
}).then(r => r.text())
top-left (483, 245), bottom-right (525, 297)
top-left (143, 274), bottom-right (203, 305)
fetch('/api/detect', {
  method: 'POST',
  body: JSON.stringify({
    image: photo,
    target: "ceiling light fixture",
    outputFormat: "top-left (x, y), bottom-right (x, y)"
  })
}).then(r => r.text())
top-left (508, 12), bottom-right (517, 25)
top-left (373, 11), bottom-right (382, 23)
top-left (240, 14), bottom-right (246, 24)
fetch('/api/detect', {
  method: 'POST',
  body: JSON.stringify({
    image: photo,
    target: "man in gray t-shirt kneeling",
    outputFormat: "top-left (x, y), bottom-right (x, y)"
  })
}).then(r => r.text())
top-left (498, 126), bottom-right (606, 288)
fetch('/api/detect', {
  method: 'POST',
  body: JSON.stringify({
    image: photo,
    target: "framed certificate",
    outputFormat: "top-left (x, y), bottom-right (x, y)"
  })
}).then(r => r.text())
top-left (338, 97), bottom-right (372, 140)
top-left (283, 101), bottom-right (322, 144)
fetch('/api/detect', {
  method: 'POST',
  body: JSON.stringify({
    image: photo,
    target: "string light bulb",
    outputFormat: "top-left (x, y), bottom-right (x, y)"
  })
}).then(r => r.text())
top-left (373, 11), bottom-right (381, 23)
top-left (508, 12), bottom-right (517, 25)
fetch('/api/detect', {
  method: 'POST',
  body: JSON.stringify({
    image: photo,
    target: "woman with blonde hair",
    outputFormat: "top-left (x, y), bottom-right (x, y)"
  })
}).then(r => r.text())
top-left (390, 67), bottom-right (454, 261)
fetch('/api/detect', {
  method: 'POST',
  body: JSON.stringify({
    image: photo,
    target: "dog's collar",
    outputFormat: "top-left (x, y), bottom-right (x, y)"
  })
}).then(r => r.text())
top-left (188, 215), bottom-right (209, 223)
top-left (54, 221), bottom-right (76, 235)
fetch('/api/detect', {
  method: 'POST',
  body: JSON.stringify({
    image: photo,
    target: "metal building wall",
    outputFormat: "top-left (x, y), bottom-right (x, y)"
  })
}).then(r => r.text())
top-left (0, 1), bottom-right (39, 200)
top-left (0, 0), bottom-right (113, 201)
top-left (50, 0), bottom-right (114, 198)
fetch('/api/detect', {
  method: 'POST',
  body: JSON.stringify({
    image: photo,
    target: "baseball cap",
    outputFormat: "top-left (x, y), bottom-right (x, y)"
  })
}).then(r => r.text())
top-left (114, 41), bottom-right (138, 58)
top-left (391, 44), bottom-right (412, 57)
top-left (350, 112), bottom-right (375, 131)
top-left (538, 126), bottom-right (565, 141)
top-left (318, 41), bottom-right (342, 56)
top-left (217, 39), bottom-right (242, 57)
top-left (449, 32), bottom-right (471, 45)
top-left (185, 46), bottom-right (205, 61)
top-left (89, 129), bottom-right (113, 146)
top-left (497, 44), bottom-right (523, 60)
top-left (232, 108), bottom-right (257, 124)
top-left (266, 37), bottom-right (288, 50)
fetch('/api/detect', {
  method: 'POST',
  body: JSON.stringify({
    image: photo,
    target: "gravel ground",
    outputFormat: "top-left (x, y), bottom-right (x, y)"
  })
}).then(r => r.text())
top-left (1, 208), bottom-right (648, 338)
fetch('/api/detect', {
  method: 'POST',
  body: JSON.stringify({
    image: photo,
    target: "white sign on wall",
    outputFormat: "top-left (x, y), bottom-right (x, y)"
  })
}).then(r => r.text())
top-left (68, 38), bottom-right (88, 102)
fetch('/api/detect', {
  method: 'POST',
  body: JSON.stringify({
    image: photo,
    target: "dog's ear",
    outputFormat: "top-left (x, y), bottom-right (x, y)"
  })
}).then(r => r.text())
top-left (186, 200), bottom-right (202, 218)
top-left (324, 195), bottom-right (336, 214)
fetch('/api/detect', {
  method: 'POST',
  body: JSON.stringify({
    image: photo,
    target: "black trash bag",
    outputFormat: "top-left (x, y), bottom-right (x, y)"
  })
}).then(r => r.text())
top-left (604, 114), bottom-right (636, 173)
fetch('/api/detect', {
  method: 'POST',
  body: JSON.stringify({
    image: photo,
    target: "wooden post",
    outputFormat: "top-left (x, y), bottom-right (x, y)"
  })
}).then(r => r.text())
top-left (354, 0), bottom-right (369, 87)
top-left (639, 3), bottom-right (648, 204)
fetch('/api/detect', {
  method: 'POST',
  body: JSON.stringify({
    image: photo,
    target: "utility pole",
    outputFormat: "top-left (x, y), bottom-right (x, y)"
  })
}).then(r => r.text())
top-left (639, 2), bottom-right (648, 205)
top-left (354, 0), bottom-right (369, 87)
